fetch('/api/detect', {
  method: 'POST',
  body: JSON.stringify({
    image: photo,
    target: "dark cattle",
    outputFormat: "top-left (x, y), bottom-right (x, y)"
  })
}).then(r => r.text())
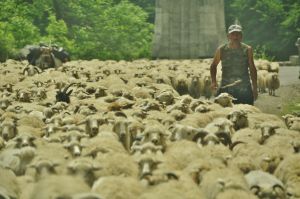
top-left (19, 43), bottom-right (70, 69)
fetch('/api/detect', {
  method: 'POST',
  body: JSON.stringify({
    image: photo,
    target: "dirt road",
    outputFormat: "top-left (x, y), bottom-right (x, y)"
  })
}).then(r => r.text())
top-left (254, 66), bottom-right (300, 116)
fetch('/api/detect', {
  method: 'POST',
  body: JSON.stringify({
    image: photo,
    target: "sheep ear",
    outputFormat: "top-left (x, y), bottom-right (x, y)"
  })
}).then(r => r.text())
top-left (192, 128), bottom-right (207, 142)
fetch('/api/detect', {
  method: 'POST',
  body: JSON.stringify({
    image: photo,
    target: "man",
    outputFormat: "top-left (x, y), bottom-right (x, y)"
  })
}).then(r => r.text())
top-left (210, 24), bottom-right (258, 105)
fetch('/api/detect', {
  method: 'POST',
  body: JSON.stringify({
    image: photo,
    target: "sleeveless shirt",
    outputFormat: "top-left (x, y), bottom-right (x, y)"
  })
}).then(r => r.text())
top-left (220, 42), bottom-right (251, 87)
top-left (218, 42), bottom-right (254, 104)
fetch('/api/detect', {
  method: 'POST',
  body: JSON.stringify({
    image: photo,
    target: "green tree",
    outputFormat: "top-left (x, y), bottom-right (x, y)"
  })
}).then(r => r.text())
top-left (225, 0), bottom-right (300, 60)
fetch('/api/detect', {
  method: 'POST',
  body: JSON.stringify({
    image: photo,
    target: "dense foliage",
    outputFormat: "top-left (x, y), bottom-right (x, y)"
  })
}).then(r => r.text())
top-left (225, 0), bottom-right (300, 60)
top-left (0, 0), bottom-right (298, 61)
top-left (0, 0), bottom-right (153, 61)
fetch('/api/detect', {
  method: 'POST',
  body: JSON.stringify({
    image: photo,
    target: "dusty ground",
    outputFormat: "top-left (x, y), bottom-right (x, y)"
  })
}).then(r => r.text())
top-left (254, 66), bottom-right (300, 116)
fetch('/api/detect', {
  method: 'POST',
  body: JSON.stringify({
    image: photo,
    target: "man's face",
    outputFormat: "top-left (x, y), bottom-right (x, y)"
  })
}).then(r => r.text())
top-left (228, 31), bottom-right (242, 43)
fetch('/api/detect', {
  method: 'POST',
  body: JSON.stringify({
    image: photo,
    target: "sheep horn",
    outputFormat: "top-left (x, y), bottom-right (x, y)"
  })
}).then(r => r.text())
top-left (229, 141), bottom-right (245, 151)
top-left (34, 66), bottom-right (42, 74)
top-left (62, 83), bottom-right (76, 94)
top-left (22, 66), bottom-right (29, 75)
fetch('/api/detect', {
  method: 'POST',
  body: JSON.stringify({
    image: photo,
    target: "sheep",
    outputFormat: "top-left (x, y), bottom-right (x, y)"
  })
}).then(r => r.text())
top-left (215, 189), bottom-right (259, 199)
top-left (269, 62), bottom-right (280, 73)
top-left (155, 90), bottom-right (176, 105)
top-left (214, 93), bottom-right (237, 107)
top-left (82, 136), bottom-right (127, 158)
top-left (140, 123), bottom-right (168, 151)
top-left (139, 171), bottom-right (205, 199)
top-left (265, 72), bottom-right (280, 96)
top-left (0, 118), bottom-right (17, 141)
top-left (26, 158), bottom-right (59, 181)
top-left (188, 74), bottom-right (201, 98)
top-left (92, 176), bottom-right (145, 199)
top-left (227, 156), bottom-right (260, 174)
top-left (199, 168), bottom-right (250, 199)
top-left (161, 140), bottom-right (203, 171)
top-left (93, 153), bottom-right (139, 178)
top-left (78, 115), bottom-right (107, 137)
top-left (173, 73), bottom-right (189, 95)
top-left (193, 118), bottom-right (234, 147)
top-left (200, 73), bottom-right (212, 99)
top-left (184, 157), bottom-right (227, 185)
top-left (0, 167), bottom-right (21, 199)
top-left (245, 170), bottom-right (286, 199)
top-left (30, 175), bottom-right (90, 199)
top-left (233, 143), bottom-right (283, 174)
top-left (131, 142), bottom-right (164, 156)
top-left (274, 154), bottom-right (300, 185)
top-left (169, 123), bottom-right (200, 141)
top-left (227, 109), bottom-right (249, 130)
top-left (0, 146), bottom-right (36, 175)
top-left (257, 70), bottom-right (268, 93)
top-left (112, 117), bottom-right (133, 151)
top-left (22, 64), bottom-right (41, 76)
top-left (0, 97), bottom-right (12, 110)
top-left (66, 157), bottom-right (102, 187)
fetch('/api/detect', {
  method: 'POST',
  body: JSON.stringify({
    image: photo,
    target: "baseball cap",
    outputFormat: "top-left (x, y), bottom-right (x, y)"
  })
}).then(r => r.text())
top-left (228, 24), bottom-right (242, 34)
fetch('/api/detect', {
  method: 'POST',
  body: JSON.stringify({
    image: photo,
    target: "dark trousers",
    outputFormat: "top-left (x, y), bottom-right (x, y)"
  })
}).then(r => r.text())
top-left (217, 84), bottom-right (254, 105)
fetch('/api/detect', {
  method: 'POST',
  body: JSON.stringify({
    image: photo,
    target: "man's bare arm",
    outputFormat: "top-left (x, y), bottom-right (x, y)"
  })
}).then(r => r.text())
top-left (210, 47), bottom-right (221, 88)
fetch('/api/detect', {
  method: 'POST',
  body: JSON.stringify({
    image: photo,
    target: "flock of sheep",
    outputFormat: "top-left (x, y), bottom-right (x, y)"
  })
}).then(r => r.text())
top-left (0, 58), bottom-right (299, 199)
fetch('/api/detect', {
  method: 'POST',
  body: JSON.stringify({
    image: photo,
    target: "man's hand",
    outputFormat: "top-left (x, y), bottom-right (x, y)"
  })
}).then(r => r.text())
top-left (211, 82), bottom-right (218, 91)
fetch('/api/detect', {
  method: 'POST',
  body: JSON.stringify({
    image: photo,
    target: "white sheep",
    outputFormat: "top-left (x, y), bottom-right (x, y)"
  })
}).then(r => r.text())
top-left (92, 176), bottom-right (145, 199)
top-left (30, 175), bottom-right (90, 199)
top-left (257, 70), bottom-right (268, 93)
top-left (274, 154), bottom-right (300, 185)
top-left (265, 72), bottom-right (280, 96)
top-left (0, 167), bottom-right (20, 199)
top-left (245, 170), bottom-right (286, 199)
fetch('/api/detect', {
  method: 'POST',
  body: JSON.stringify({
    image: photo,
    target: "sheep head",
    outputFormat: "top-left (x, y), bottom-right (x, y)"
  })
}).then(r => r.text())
top-left (55, 83), bottom-right (75, 103)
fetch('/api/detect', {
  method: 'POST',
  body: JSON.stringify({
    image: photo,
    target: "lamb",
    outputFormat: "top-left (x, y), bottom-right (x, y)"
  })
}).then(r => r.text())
top-left (265, 72), bottom-right (280, 96)
top-left (245, 170), bottom-right (286, 199)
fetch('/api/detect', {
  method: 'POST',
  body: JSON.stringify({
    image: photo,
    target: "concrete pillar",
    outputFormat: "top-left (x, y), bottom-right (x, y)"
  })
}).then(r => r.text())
top-left (152, 0), bottom-right (226, 59)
